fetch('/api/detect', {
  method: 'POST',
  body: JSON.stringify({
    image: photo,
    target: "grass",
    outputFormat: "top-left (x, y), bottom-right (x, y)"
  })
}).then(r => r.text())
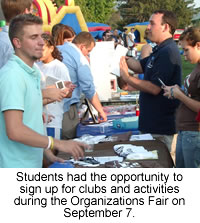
top-left (181, 55), bottom-right (196, 83)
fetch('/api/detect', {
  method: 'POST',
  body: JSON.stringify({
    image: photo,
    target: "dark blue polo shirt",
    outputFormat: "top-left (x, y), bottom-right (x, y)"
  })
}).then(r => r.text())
top-left (139, 38), bottom-right (182, 135)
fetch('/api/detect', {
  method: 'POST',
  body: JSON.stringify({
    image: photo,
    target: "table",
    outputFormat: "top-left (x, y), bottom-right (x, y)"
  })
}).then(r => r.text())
top-left (57, 139), bottom-right (174, 168)
top-left (77, 114), bottom-right (139, 137)
top-left (101, 99), bottom-right (136, 106)
top-left (100, 93), bottom-right (140, 106)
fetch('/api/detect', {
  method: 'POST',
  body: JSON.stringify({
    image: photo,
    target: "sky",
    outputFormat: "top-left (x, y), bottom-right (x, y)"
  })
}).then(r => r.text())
top-left (194, 0), bottom-right (200, 8)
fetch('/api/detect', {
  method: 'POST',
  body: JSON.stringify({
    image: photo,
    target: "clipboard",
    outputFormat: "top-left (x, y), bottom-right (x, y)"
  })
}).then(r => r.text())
top-left (81, 99), bottom-right (99, 125)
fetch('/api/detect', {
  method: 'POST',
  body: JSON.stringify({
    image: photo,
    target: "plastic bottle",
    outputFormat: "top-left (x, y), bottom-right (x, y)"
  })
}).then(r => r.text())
top-left (136, 106), bottom-right (140, 116)
top-left (135, 97), bottom-right (140, 116)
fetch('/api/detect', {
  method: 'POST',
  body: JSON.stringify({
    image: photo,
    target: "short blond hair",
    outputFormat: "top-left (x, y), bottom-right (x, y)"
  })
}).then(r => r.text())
top-left (72, 32), bottom-right (95, 48)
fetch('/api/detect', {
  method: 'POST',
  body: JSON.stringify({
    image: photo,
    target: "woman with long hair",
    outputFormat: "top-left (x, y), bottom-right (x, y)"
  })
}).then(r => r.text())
top-left (164, 27), bottom-right (200, 167)
top-left (52, 24), bottom-right (76, 45)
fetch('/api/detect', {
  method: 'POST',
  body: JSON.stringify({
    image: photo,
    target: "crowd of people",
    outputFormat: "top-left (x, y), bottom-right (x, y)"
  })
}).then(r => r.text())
top-left (102, 27), bottom-right (135, 53)
top-left (101, 26), bottom-right (153, 59)
top-left (0, 0), bottom-right (199, 168)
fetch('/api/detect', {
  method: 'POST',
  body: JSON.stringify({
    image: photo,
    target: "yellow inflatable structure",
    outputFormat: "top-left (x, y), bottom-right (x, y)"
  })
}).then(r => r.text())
top-left (32, 0), bottom-right (88, 33)
top-left (124, 22), bottom-right (149, 51)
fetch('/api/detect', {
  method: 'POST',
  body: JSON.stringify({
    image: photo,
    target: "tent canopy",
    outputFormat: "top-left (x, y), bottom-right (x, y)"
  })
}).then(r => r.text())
top-left (87, 22), bottom-right (111, 40)
top-left (87, 22), bottom-right (111, 32)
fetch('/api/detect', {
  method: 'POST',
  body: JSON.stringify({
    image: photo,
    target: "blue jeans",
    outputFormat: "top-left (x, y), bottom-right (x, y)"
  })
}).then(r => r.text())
top-left (176, 131), bottom-right (200, 168)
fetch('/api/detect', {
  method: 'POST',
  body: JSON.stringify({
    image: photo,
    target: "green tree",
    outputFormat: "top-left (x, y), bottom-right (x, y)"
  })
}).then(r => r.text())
top-left (116, 0), bottom-right (200, 28)
top-left (55, 0), bottom-right (115, 23)
top-left (76, 0), bottom-right (115, 23)
top-left (54, 0), bottom-right (64, 7)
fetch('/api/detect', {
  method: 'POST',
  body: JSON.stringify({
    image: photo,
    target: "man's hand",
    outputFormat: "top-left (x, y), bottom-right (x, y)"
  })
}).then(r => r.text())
top-left (120, 56), bottom-right (130, 82)
top-left (163, 85), bottom-right (182, 99)
top-left (98, 110), bottom-right (107, 123)
top-left (63, 81), bottom-right (76, 98)
top-left (54, 139), bottom-right (87, 160)
top-left (64, 81), bottom-right (76, 90)
top-left (42, 88), bottom-right (66, 102)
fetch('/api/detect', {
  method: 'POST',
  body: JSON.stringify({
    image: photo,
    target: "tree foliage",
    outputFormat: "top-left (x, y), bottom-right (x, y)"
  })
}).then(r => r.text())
top-left (76, 0), bottom-right (116, 23)
top-left (54, 0), bottom-right (115, 23)
top-left (54, 0), bottom-right (64, 7)
top-left (54, 0), bottom-right (200, 29)
top-left (116, 0), bottom-right (200, 28)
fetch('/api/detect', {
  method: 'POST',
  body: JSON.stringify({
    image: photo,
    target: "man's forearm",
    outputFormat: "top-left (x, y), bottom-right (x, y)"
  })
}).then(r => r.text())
top-left (126, 76), bottom-right (161, 95)
top-left (43, 98), bottom-right (54, 105)
top-left (4, 110), bottom-right (49, 149)
top-left (89, 93), bottom-right (104, 114)
top-left (7, 122), bottom-right (48, 149)
top-left (4, 110), bottom-right (85, 160)
top-left (42, 88), bottom-right (53, 100)
top-left (175, 90), bottom-right (200, 113)
top-left (5, 113), bottom-right (65, 151)
top-left (126, 57), bottom-right (143, 74)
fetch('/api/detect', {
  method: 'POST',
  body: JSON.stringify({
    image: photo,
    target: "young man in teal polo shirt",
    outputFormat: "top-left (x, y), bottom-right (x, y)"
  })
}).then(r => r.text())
top-left (0, 14), bottom-right (86, 168)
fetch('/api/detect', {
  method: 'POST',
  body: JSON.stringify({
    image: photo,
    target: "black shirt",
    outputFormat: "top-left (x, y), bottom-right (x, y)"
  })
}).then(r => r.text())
top-left (139, 38), bottom-right (182, 134)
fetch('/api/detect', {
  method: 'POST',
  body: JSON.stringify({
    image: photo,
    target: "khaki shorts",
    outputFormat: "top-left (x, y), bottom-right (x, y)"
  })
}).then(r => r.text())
top-left (151, 134), bottom-right (174, 152)
top-left (62, 104), bottom-right (79, 140)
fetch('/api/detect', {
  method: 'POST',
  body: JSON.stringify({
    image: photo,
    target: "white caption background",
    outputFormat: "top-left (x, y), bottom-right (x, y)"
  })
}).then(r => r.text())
top-left (0, 168), bottom-right (199, 223)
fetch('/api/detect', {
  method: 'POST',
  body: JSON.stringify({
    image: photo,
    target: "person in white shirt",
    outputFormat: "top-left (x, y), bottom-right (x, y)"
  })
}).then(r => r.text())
top-left (127, 27), bottom-right (136, 48)
top-left (37, 33), bottom-right (75, 140)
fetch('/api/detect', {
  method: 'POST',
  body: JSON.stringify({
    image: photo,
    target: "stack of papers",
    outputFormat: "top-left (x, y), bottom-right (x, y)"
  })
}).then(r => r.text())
top-left (129, 134), bottom-right (154, 141)
top-left (126, 150), bottom-right (158, 160)
top-left (120, 94), bottom-right (139, 100)
top-left (110, 45), bottom-right (128, 77)
top-left (113, 144), bottom-right (158, 160)
top-left (69, 156), bottom-right (123, 167)
top-left (95, 156), bottom-right (123, 164)
top-left (73, 134), bottom-right (106, 144)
